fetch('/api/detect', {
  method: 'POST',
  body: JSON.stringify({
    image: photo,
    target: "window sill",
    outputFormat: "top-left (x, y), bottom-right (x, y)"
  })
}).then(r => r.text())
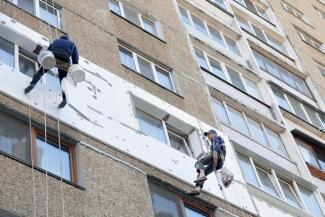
top-left (0, 149), bottom-right (85, 191)
top-left (233, 1), bottom-right (276, 27)
top-left (201, 66), bottom-right (270, 107)
top-left (301, 40), bottom-right (325, 55)
top-left (306, 163), bottom-right (325, 181)
top-left (121, 64), bottom-right (184, 99)
top-left (243, 29), bottom-right (295, 62)
top-left (247, 183), bottom-right (311, 217)
top-left (110, 11), bottom-right (167, 44)
top-left (206, 0), bottom-right (234, 17)
top-left (4, 0), bottom-right (66, 34)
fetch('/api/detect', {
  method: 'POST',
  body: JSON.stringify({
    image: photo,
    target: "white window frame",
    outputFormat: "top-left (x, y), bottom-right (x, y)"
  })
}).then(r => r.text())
top-left (236, 0), bottom-right (271, 21)
top-left (18, 49), bottom-right (39, 75)
top-left (119, 45), bottom-right (176, 92)
top-left (11, 0), bottom-right (60, 28)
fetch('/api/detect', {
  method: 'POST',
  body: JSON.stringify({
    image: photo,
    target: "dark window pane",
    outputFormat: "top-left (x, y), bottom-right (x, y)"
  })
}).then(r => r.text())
top-left (184, 203), bottom-right (210, 217)
top-left (138, 57), bottom-right (154, 80)
top-left (17, 0), bottom-right (34, 14)
top-left (109, 0), bottom-right (121, 15)
top-left (150, 191), bottom-right (181, 217)
top-left (0, 37), bottom-right (14, 67)
top-left (119, 46), bottom-right (135, 70)
top-left (19, 51), bottom-right (37, 77)
top-left (39, 1), bottom-right (59, 28)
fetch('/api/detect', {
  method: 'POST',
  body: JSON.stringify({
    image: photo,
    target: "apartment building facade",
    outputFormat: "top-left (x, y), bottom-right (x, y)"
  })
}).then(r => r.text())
top-left (0, 0), bottom-right (324, 217)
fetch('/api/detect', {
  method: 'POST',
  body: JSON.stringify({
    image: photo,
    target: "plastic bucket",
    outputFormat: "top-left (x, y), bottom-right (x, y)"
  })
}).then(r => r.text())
top-left (68, 64), bottom-right (86, 83)
top-left (37, 50), bottom-right (56, 69)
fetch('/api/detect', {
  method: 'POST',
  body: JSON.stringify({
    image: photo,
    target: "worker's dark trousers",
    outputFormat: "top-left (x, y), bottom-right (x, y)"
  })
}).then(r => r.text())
top-left (195, 152), bottom-right (224, 188)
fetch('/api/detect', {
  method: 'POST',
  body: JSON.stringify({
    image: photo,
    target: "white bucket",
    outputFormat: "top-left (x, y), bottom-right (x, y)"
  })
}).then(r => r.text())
top-left (68, 64), bottom-right (86, 83)
top-left (37, 49), bottom-right (56, 69)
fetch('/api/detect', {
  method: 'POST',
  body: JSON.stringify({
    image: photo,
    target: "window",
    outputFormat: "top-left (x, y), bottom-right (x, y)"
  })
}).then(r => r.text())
top-left (253, 50), bottom-right (312, 97)
top-left (118, 45), bottom-right (175, 92)
top-left (237, 16), bottom-right (287, 54)
top-left (135, 108), bottom-right (194, 157)
top-left (209, 0), bottom-right (228, 11)
top-left (13, 0), bottom-right (60, 28)
top-left (109, 0), bottom-right (159, 37)
top-left (315, 60), bottom-right (325, 77)
top-left (213, 98), bottom-right (288, 157)
top-left (0, 36), bottom-right (15, 67)
top-left (136, 108), bottom-right (167, 144)
top-left (150, 185), bottom-right (213, 217)
top-left (194, 48), bottom-right (262, 99)
top-left (298, 185), bottom-right (325, 217)
top-left (234, 0), bottom-right (271, 21)
top-left (0, 110), bottom-right (31, 162)
top-left (314, 6), bottom-right (325, 19)
top-left (271, 87), bottom-right (325, 129)
top-left (296, 28), bottom-right (324, 53)
top-left (19, 49), bottom-right (37, 77)
top-left (179, 7), bottom-right (240, 56)
top-left (282, 2), bottom-right (307, 22)
top-left (236, 151), bottom-right (324, 214)
top-left (35, 135), bottom-right (72, 181)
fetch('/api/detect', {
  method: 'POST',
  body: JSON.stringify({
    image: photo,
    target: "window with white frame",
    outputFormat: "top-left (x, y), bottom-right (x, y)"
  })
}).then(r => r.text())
top-left (281, 1), bottom-right (308, 23)
top-left (0, 36), bottom-right (61, 91)
top-left (118, 45), bottom-right (176, 92)
top-left (296, 27), bottom-right (324, 53)
top-left (135, 108), bottom-right (194, 157)
top-left (212, 98), bottom-right (288, 157)
top-left (178, 6), bottom-right (241, 56)
top-left (271, 86), bottom-right (325, 129)
top-left (253, 50), bottom-right (312, 98)
top-left (11, 0), bottom-right (60, 28)
top-left (208, 0), bottom-right (228, 11)
top-left (109, 0), bottom-right (159, 38)
top-left (236, 15), bottom-right (287, 54)
top-left (194, 48), bottom-right (262, 100)
top-left (236, 151), bottom-right (325, 215)
top-left (315, 60), bottom-right (325, 77)
top-left (314, 6), bottom-right (325, 19)
top-left (234, 0), bottom-right (271, 22)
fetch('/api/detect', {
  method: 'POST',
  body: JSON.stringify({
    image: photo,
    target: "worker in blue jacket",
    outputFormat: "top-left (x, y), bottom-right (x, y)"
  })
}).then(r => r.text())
top-left (187, 129), bottom-right (226, 196)
top-left (24, 35), bottom-right (79, 108)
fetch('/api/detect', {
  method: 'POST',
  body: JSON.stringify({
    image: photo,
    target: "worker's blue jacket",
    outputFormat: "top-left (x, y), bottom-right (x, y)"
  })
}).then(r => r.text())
top-left (48, 36), bottom-right (79, 64)
top-left (210, 136), bottom-right (225, 154)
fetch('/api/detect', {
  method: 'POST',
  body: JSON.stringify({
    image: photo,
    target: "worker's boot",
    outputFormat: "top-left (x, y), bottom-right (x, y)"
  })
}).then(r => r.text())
top-left (58, 92), bottom-right (67, 109)
top-left (194, 169), bottom-right (207, 183)
top-left (186, 186), bottom-right (201, 196)
top-left (24, 84), bottom-right (35, 94)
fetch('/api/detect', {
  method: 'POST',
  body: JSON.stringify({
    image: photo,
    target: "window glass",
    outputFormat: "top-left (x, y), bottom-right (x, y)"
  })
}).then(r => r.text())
top-left (136, 109), bottom-right (167, 144)
top-left (109, 0), bottom-right (121, 15)
top-left (256, 5), bottom-right (270, 21)
top-left (237, 16), bottom-right (253, 33)
top-left (276, 66), bottom-right (295, 87)
top-left (237, 152), bottom-right (259, 187)
top-left (224, 36), bottom-right (240, 55)
top-left (247, 117), bottom-right (269, 146)
top-left (142, 17), bottom-right (157, 36)
top-left (36, 137), bottom-right (71, 181)
top-left (17, 0), bottom-right (34, 14)
top-left (295, 137), bottom-right (319, 168)
top-left (123, 6), bottom-right (140, 26)
top-left (227, 67), bottom-right (246, 92)
top-left (208, 26), bottom-right (225, 47)
top-left (264, 57), bottom-right (281, 78)
top-left (279, 180), bottom-right (301, 208)
top-left (299, 185), bottom-right (325, 217)
top-left (313, 145), bottom-right (325, 171)
top-left (138, 57), bottom-right (154, 80)
top-left (211, 0), bottom-right (228, 10)
top-left (19, 51), bottom-right (37, 77)
top-left (252, 25), bottom-right (267, 43)
top-left (156, 66), bottom-right (174, 91)
top-left (304, 106), bottom-right (323, 128)
top-left (253, 51), bottom-right (267, 71)
top-left (39, 1), bottom-right (59, 28)
top-left (256, 167), bottom-right (279, 197)
top-left (265, 128), bottom-right (288, 157)
top-left (150, 190), bottom-right (181, 217)
top-left (286, 95), bottom-right (308, 121)
top-left (228, 106), bottom-right (250, 135)
top-left (271, 87), bottom-right (291, 111)
top-left (194, 49), bottom-right (208, 69)
top-left (179, 7), bottom-right (191, 26)
top-left (209, 58), bottom-right (225, 79)
top-left (0, 110), bottom-right (30, 163)
top-left (192, 16), bottom-right (208, 36)
top-left (212, 98), bottom-right (230, 125)
top-left (184, 204), bottom-right (210, 217)
top-left (243, 77), bottom-right (262, 99)
top-left (0, 37), bottom-right (14, 67)
top-left (266, 34), bottom-right (286, 53)
top-left (167, 130), bottom-right (190, 156)
top-left (119, 46), bottom-right (135, 70)
top-left (244, 0), bottom-right (258, 14)
top-left (291, 74), bottom-right (311, 97)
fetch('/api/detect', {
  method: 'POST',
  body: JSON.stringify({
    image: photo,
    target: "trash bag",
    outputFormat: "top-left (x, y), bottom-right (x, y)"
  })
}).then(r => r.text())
top-left (219, 167), bottom-right (234, 188)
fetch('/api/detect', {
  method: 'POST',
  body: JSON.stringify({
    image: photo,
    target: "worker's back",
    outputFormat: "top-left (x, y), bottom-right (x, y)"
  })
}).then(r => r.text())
top-left (49, 36), bottom-right (78, 64)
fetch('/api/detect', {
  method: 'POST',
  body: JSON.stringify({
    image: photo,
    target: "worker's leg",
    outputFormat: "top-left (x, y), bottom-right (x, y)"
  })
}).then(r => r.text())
top-left (194, 154), bottom-right (213, 183)
top-left (24, 66), bottom-right (49, 94)
top-left (58, 69), bottom-right (68, 108)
